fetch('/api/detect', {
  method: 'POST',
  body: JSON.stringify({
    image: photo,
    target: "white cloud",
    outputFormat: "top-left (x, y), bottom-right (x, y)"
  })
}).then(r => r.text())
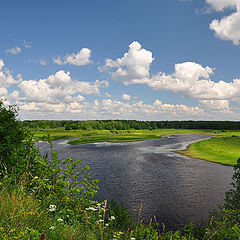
top-left (98, 41), bottom-right (154, 85)
top-left (40, 58), bottom-right (48, 66)
top-left (0, 59), bottom-right (19, 88)
top-left (23, 40), bottom-right (32, 48)
top-left (122, 94), bottom-right (131, 101)
top-left (20, 102), bottom-right (66, 113)
top-left (17, 70), bottom-right (108, 103)
top-left (9, 90), bottom-right (19, 100)
top-left (199, 100), bottom-right (232, 113)
top-left (53, 48), bottom-right (92, 66)
top-left (18, 98), bottom-right (204, 120)
top-left (6, 46), bottom-right (21, 55)
top-left (0, 59), bottom-right (4, 70)
top-left (206, 0), bottom-right (238, 11)
top-left (0, 88), bottom-right (8, 98)
top-left (105, 92), bottom-right (112, 98)
top-left (206, 0), bottom-right (240, 45)
top-left (149, 62), bottom-right (240, 100)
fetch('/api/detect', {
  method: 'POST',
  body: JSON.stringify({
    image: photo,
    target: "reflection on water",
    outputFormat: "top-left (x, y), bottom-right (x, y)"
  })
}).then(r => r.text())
top-left (37, 134), bottom-right (234, 230)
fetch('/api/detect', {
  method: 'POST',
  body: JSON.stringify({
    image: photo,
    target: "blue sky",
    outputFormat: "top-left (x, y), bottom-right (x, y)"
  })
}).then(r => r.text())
top-left (1, 0), bottom-right (240, 120)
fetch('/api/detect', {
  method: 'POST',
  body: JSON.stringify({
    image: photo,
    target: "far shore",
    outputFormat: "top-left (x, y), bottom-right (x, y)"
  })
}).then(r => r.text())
top-left (34, 128), bottom-right (240, 166)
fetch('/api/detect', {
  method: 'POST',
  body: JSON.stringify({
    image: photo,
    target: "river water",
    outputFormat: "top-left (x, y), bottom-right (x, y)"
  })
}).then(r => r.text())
top-left (37, 134), bottom-right (234, 230)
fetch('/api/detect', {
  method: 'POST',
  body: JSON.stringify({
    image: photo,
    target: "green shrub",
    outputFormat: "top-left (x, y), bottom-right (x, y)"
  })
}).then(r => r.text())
top-left (225, 157), bottom-right (240, 210)
top-left (0, 100), bottom-right (26, 175)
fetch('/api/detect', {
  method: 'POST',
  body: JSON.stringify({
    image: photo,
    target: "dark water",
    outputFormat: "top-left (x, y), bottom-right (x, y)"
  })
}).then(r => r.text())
top-left (37, 134), bottom-right (234, 230)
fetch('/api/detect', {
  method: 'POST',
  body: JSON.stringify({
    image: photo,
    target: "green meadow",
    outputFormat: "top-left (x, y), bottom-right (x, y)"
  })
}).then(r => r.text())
top-left (34, 128), bottom-right (213, 142)
top-left (177, 134), bottom-right (240, 166)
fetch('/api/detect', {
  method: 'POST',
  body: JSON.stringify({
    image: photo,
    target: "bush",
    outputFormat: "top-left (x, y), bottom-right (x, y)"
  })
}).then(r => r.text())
top-left (224, 157), bottom-right (240, 210)
top-left (0, 100), bottom-right (26, 175)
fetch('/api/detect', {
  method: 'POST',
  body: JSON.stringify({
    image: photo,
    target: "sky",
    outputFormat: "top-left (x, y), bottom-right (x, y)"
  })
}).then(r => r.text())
top-left (1, 0), bottom-right (240, 120)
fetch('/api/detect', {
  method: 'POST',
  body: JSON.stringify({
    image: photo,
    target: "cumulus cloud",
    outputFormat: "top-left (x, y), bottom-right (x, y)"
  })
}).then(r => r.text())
top-left (16, 70), bottom-right (108, 104)
top-left (6, 46), bottom-right (21, 55)
top-left (0, 88), bottom-right (8, 98)
top-left (53, 48), bottom-right (92, 66)
top-left (98, 41), bottom-right (154, 85)
top-left (0, 59), bottom-right (20, 88)
top-left (199, 100), bottom-right (232, 113)
top-left (18, 98), bottom-right (204, 120)
top-left (206, 0), bottom-right (238, 11)
top-left (148, 62), bottom-right (240, 100)
top-left (122, 94), bottom-right (131, 101)
top-left (206, 0), bottom-right (240, 45)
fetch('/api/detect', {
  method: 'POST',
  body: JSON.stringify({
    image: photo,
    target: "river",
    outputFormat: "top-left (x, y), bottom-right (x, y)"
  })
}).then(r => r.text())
top-left (37, 134), bottom-right (234, 230)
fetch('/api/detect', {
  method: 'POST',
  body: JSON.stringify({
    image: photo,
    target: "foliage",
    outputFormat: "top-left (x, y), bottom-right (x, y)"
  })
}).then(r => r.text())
top-left (108, 200), bottom-right (133, 230)
top-left (0, 100), bottom-right (26, 175)
top-left (224, 157), bottom-right (240, 209)
top-left (28, 141), bottom-right (99, 209)
top-left (205, 209), bottom-right (240, 239)
top-left (23, 119), bottom-right (240, 131)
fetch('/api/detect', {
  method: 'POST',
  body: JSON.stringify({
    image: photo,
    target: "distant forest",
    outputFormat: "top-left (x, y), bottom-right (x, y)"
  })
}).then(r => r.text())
top-left (22, 120), bottom-right (240, 130)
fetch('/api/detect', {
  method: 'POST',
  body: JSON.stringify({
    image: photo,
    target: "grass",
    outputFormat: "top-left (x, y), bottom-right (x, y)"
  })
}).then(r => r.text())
top-left (177, 135), bottom-right (240, 166)
top-left (33, 128), bottom-right (111, 141)
top-left (67, 134), bottom-right (163, 145)
top-left (33, 128), bottom-right (214, 142)
top-left (0, 181), bottom-right (97, 239)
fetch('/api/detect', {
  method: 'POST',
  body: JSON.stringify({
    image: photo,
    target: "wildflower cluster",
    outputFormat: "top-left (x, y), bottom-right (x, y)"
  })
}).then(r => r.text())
top-left (113, 231), bottom-right (123, 239)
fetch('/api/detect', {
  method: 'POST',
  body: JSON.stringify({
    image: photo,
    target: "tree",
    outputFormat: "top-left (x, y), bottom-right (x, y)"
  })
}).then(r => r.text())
top-left (0, 100), bottom-right (26, 174)
top-left (224, 157), bottom-right (240, 210)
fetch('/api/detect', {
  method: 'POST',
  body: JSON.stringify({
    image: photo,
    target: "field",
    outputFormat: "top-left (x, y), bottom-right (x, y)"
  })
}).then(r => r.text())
top-left (33, 128), bottom-right (240, 166)
top-left (33, 128), bottom-right (214, 142)
top-left (177, 132), bottom-right (240, 166)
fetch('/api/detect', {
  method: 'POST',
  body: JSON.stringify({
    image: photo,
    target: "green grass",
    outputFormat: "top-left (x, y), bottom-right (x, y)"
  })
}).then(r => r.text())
top-left (177, 136), bottom-right (240, 166)
top-left (33, 128), bottom-right (111, 141)
top-left (67, 134), bottom-right (163, 145)
top-left (33, 128), bottom-right (214, 142)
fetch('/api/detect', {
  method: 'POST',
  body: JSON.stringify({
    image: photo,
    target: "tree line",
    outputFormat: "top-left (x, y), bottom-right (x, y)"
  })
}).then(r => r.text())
top-left (22, 120), bottom-right (240, 130)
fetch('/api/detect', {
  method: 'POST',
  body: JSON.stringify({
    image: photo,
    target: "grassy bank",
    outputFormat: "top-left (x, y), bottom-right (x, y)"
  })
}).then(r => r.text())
top-left (1, 176), bottom-right (240, 240)
top-left (67, 134), bottom-right (163, 145)
top-left (177, 135), bottom-right (240, 166)
top-left (33, 128), bottom-right (214, 142)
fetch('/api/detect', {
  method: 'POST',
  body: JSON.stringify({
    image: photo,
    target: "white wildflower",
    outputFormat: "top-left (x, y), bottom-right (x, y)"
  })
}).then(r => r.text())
top-left (49, 226), bottom-right (55, 230)
top-left (48, 205), bottom-right (56, 212)
top-left (86, 207), bottom-right (97, 211)
top-left (57, 218), bottom-right (64, 222)
top-left (96, 219), bottom-right (104, 224)
top-left (110, 216), bottom-right (116, 220)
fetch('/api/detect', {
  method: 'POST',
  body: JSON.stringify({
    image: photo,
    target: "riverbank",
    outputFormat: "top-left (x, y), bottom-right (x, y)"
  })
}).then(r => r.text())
top-left (34, 128), bottom-right (214, 142)
top-left (176, 135), bottom-right (240, 166)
